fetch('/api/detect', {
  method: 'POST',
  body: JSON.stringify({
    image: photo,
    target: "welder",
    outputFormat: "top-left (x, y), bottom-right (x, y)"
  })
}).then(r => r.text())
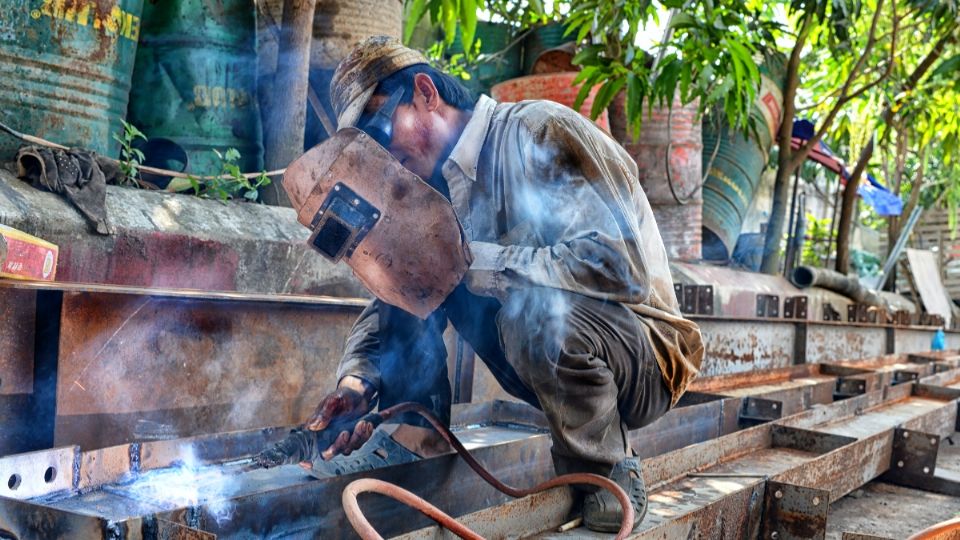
top-left (282, 36), bottom-right (704, 531)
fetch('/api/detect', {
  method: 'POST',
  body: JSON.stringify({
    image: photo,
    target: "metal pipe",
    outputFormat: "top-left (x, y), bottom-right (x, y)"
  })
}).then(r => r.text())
top-left (791, 265), bottom-right (888, 307)
top-left (868, 204), bottom-right (923, 290)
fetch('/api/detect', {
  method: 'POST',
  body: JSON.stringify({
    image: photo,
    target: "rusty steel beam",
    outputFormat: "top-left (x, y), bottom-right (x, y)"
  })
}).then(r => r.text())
top-left (406, 380), bottom-right (960, 539)
top-left (6, 356), bottom-right (960, 539)
top-left (54, 291), bottom-right (362, 449)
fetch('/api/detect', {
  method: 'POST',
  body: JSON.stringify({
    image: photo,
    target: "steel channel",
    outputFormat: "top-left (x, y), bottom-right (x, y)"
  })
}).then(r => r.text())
top-left (407, 379), bottom-right (960, 539)
top-left (54, 291), bottom-right (361, 449)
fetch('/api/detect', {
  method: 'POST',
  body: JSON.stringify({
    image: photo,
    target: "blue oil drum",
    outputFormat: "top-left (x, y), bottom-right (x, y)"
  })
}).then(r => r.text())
top-left (127, 0), bottom-right (262, 176)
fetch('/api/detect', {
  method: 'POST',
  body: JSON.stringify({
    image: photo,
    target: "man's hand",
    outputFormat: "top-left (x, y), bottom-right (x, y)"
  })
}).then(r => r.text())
top-left (304, 376), bottom-right (376, 461)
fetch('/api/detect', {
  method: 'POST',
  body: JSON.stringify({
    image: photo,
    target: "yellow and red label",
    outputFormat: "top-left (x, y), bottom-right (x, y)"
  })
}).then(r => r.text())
top-left (0, 224), bottom-right (58, 282)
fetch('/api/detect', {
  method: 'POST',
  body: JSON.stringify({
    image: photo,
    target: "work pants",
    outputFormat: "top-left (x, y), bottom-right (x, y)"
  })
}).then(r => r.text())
top-left (377, 285), bottom-right (673, 476)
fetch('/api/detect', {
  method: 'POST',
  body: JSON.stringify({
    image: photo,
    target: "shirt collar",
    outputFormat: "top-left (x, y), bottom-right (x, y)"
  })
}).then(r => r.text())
top-left (444, 95), bottom-right (497, 183)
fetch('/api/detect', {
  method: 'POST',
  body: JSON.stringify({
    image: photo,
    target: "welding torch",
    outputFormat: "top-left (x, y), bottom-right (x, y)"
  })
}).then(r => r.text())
top-left (250, 402), bottom-right (636, 540)
top-left (251, 414), bottom-right (376, 470)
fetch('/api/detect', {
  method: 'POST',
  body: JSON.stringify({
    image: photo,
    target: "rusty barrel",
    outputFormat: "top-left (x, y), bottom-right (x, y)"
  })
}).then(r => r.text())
top-left (522, 22), bottom-right (573, 74)
top-left (609, 93), bottom-right (703, 260)
top-left (127, 0), bottom-right (262, 176)
top-left (0, 0), bottom-right (143, 159)
top-left (701, 56), bottom-right (786, 261)
top-left (490, 73), bottom-right (610, 132)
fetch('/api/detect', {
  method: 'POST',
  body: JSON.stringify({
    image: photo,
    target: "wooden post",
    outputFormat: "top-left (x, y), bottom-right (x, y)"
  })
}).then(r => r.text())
top-left (262, 0), bottom-right (317, 206)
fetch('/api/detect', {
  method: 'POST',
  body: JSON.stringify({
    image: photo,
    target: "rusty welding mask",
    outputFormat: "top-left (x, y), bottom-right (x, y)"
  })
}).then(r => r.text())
top-left (282, 128), bottom-right (472, 319)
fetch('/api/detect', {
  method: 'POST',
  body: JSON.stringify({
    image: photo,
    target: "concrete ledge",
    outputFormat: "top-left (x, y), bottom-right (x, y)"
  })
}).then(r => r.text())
top-left (0, 168), bottom-right (367, 297)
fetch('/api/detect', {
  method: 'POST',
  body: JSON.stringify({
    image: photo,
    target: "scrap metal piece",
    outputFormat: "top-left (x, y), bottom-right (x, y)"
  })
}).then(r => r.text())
top-left (891, 370), bottom-right (920, 386)
top-left (697, 285), bottom-right (714, 315)
top-left (739, 397), bottom-right (783, 427)
top-left (783, 296), bottom-right (808, 320)
top-left (822, 303), bottom-right (841, 321)
top-left (882, 428), bottom-right (938, 484)
top-left (761, 480), bottom-right (830, 540)
top-left (683, 285), bottom-right (698, 314)
top-left (835, 378), bottom-right (868, 400)
top-left (757, 294), bottom-right (780, 318)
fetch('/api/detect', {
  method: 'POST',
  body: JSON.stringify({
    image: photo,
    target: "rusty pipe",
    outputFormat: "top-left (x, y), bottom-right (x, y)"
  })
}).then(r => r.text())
top-left (343, 402), bottom-right (635, 539)
top-left (791, 265), bottom-right (888, 308)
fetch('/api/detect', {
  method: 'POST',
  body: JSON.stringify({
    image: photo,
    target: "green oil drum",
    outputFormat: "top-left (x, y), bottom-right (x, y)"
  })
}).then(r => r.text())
top-left (0, 0), bottom-right (144, 160)
top-left (127, 0), bottom-right (261, 177)
top-left (701, 55), bottom-right (787, 261)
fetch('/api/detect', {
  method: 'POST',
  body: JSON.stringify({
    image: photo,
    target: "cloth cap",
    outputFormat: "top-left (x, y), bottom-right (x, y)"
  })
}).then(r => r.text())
top-left (330, 36), bottom-right (429, 130)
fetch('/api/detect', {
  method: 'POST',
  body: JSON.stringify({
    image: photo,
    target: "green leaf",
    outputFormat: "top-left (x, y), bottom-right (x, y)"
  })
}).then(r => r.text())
top-left (591, 77), bottom-right (626, 120)
top-left (403, 0), bottom-right (429, 44)
top-left (626, 72), bottom-right (642, 139)
top-left (224, 148), bottom-right (241, 163)
top-left (668, 12), bottom-right (698, 31)
top-left (932, 54), bottom-right (960, 80)
top-left (529, 0), bottom-right (544, 17)
top-left (572, 44), bottom-right (604, 66)
top-left (440, 0), bottom-right (457, 47)
top-left (573, 76), bottom-right (598, 112)
top-left (459, 0), bottom-right (477, 58)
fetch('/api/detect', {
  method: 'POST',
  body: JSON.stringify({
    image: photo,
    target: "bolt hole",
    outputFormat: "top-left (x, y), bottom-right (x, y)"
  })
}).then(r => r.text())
top-left (7, 474), bottom-right (20, 490)
top-left (44, 467), bottom-right (56, 483)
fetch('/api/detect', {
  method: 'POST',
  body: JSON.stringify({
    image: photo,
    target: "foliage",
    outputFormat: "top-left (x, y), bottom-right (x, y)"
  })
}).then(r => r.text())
top-left (801, 212), bottom-right (833, 266)
top-left (567, 0), bottom-right (781, 137)
top-left (405, 0), bottom-right (481, 58)
top-left (112, 120), bottom-right (146, 186)
top-left (424, 39), bottom-right (477, 80)
top-left (188, 148), bottom-right (271, 202)
top-left (484, 0), bottom-right (566, 25)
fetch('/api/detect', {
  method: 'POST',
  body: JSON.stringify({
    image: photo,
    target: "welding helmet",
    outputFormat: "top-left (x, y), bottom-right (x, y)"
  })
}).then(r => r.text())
top-left (282, 128), bottom-right (472, 319)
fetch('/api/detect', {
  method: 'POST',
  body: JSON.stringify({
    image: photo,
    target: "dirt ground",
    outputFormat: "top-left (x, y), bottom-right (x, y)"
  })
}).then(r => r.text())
top-left (827, 432), bottom-right (960, 539)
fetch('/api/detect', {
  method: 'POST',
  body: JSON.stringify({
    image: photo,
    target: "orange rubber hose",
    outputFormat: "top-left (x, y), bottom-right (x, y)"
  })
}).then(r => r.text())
top-left (906, 517), bottom-right (960, 540)
top-left (341, 402), bottom-right (635, 540)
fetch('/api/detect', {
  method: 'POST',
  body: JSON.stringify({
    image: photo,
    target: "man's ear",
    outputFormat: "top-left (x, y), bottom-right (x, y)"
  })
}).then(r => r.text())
top-left (413, 73), bottom-right (440, 112)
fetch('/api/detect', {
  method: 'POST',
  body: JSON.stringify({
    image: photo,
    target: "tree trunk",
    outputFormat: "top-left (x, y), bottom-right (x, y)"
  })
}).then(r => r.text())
top-left (833, 31), bottom-right (954, 273)
top-left (760, 15), bottom-right (810, 274)
top-left (261, 0), bottom-right (318, 206)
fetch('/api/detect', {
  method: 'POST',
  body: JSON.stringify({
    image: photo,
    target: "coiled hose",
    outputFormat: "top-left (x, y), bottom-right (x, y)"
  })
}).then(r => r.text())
top-left (342, 401), bottom-right (635, 540)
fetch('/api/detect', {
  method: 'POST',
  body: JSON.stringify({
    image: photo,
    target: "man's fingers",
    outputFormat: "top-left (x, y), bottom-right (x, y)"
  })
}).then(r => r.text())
top-left (306, 394), bottom-right (347, 431)
top-left (346, 421), bottom-right (373, 453)
top-left (321, 430), bottom-right (351, 461)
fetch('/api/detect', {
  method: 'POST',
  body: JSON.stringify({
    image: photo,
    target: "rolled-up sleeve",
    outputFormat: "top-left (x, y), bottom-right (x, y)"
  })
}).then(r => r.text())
top-left (336, 300), bottom-right (382, 390)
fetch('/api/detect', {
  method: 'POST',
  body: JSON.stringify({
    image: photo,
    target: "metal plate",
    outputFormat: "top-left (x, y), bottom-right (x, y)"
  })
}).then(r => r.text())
top-left (54, 291), bottom-right (359, 449)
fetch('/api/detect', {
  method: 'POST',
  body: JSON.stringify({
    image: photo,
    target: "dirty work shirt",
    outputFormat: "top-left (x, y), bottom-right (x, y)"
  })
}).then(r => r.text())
top-left (337, 96), bottom-right (704, 466)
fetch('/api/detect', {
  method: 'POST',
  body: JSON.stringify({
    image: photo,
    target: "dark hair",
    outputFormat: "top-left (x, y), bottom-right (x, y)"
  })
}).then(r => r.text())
top-left (375, 64), bottom-right (477, 111)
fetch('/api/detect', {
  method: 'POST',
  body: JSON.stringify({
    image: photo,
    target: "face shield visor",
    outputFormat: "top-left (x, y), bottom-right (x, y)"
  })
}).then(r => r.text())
top-left (282, 128), bottom-right (472, 319)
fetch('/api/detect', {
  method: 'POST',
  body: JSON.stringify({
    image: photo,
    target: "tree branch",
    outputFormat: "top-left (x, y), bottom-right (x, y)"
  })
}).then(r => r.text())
top-left (786, 0), bottom-right (888, 173)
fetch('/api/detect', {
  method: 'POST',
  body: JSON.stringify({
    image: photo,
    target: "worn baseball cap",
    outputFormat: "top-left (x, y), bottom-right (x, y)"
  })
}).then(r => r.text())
top-left (330, 36), bottom-right (429, 130)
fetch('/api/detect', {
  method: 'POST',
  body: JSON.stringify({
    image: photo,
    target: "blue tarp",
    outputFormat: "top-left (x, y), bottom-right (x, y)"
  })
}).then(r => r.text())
top-left (792, 119), bottom-right (903, 216)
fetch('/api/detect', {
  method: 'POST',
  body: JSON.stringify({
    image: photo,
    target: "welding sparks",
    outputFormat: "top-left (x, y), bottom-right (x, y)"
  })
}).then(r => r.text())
top-left (120, 446), bottom-right (238, 525)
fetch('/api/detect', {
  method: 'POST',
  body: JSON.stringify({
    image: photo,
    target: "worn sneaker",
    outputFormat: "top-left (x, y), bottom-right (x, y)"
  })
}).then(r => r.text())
top-left (582, 457), bottom-right (648, 532)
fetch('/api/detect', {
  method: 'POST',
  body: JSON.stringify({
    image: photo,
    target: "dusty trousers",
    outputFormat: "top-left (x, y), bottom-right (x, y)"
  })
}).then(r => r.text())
top-left (376, 284), bottom-right (672, 476)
